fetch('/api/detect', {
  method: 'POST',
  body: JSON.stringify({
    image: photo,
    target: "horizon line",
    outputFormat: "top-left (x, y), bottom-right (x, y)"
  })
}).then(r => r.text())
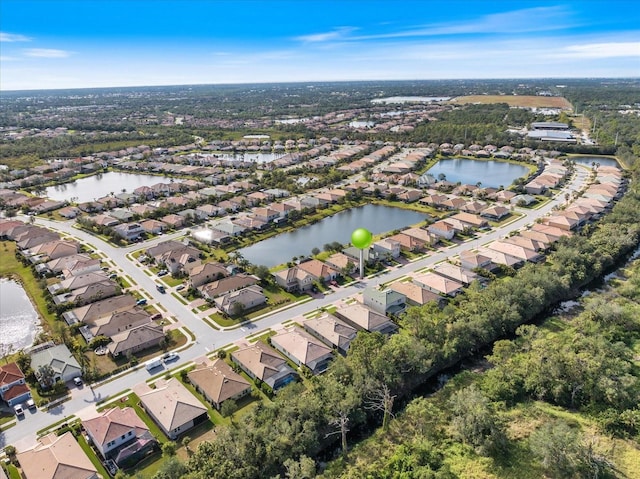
top-left (2, 76), bottom-right (639, 94)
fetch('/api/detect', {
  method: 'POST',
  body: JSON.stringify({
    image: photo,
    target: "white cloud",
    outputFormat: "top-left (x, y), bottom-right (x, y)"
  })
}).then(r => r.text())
top-left (295, 26), bottom-right (358, 43)
top-left (0, 56), bottom-right (20, 62)
top-left (0, 32), bottom-right (32, 42)
top-left (553, 42), bottom-right (640, 59)
top-left (23, 48), bottom-right (73, 58)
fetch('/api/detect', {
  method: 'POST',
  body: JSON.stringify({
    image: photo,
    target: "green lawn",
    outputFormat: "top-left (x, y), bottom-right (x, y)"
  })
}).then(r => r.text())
top-left (77, 433), bottom-right (111, 479)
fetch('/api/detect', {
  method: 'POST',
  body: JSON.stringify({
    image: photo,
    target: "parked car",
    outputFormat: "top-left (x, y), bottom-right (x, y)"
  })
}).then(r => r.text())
top-left (156, 284), bottom-right (166, 293)
top-left (176, 284), bottom-right (185, 291)
top-left (151, 313), bottom-right (162, 320)
top-left (136, 299), bottom-right (147, 306)
top-left (157, 269), bottom-right (168, 277)
top-left (73, 377), bottom-right (83, 387)
top-left (14, 404), bottom-right (24, 416)
top-left (163, 352), bottom-right (179, 363)
top-left (26, 398), bottom-right (36, 410)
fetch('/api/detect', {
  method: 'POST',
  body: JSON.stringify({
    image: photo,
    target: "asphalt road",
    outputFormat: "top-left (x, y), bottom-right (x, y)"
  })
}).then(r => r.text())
top-left (1, 163), bottom-right (590, 450)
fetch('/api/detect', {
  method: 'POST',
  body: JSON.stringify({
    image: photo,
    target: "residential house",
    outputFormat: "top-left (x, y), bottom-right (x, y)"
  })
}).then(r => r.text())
top-left (303, 313), bottom-right (358, 355)
top-left (47, 271), bottom-right (109, 295)
top-left (0, 362), bottom-right (32, 407)
top-left (480, 205), bottom-right (511, 220)
top-left (372, 238), bottom-right (401, 259)
top-left (231, 341), bottom-right (298, 391)
top-left (402, 227), bottom-right (436, 246)
top-left (17, 432), bottom-right (98, 479)
top-left (324, 252), bottom-right (358, 274)
top-left (270, 326), bottom-right (334, 375)
top-left (487, 240), bottom-right (544, 263)
top-left (412, 272), bottom-right (464, 297)
top-left (138, 378), bottom-right (209, 440)
top-left (188, 261), bottom-right (229, 288)
top-left (83, 307), bottom-right (151, 341)
top-left (427, 220), bottom-right (457, 240)
top-left (157, 244), bottom-right (201, 275)
top-left (199, 274), bottom-right (258, 300)
top-left (449, 212), bottom-right (488, 229)
top-left (63, 294), bottom-right (136, 326)
top-left (53, 280), bottom-right (119, 306)
top-left (273, 266), bottom-right (315, 292)
top-left (161, 214), bottom-right (185, 229)
top-left (297, 259), bottom-right (340, 282)
top-left (252, 207), bottom-right (280, 223)
top-left (91, 214), bottom-right (120, 228)
top-left (25, 240), bottom-right (79, 263)
top-left (187, 358), bottom-right (251, 410)
top-left (139, 219), bottom-right (167, 235)
top-left (214, 285), bottom-right (266, 315)
top-left (113, 222), bottom-right (145, 241)
top-left (107, 323), bottom-right (165, 358)
top-left (363, 286), bottom-right (406, 315)
top-left (30, 343), bottom-right (82, 386)
top-left (432, 262), bottom-right (479, 286)
top-left (388, 232), bottom-right (427, 252)
top-left (83, 407), bottom-right (156, 467)
top-left (459, 250), bottom-right (495, 271)
top-left (388, 281), bottom-right (441, 307)
top-left (334, 303), bottom-right (398, 335)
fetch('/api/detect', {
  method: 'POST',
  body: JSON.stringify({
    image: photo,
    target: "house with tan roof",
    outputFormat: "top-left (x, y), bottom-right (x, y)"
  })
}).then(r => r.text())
top-left (138, 377), bottom-right (209, 440)
top-left (334, 303), bottom-right (398, 336)
top-left (63, 294), bottom-right (136, 325)
top-left (401, 227), bottom-right (435, 246)
top-left (187, 358), bottom-right (251, 410)
top-left (231, 341), bottom-right (298, 391)
top-left (487, 240), bottom-right (544, 263)
top-left (388, 281), bottom-right (441, 307)
top-left (432, 262), bottom-right (479, 286)
top-left (25, 240), bottom-right (79, 263)
top-left (388, 232), bottom-right (427, 252)
top-left (303, 313), bottom-right (358, 355)
top-left (188, 261), bottom-right (229, 288)
top-left (17, 431), bottom-right (98, 479)
top-left (481, 205), bottom-right (511, 220)
top-left (273, 266), bottom-right (315, 292)
top-left (270, 326), bottom-right (334, 375)
top-left (107, 323), bottom-right (165, 358)
top-left (199, 274), bottom-right (259, 300)
top-left (427, 220), bottom-right (457, 240)
top-left (214, 285), bottom-right (266, 315)
top-left (324, 252), bottom-right (358, 274)
top-left (459, 250), bottom-right (495, 271)
top-left (0, 362), bottom-right (32, 407)
top-left (83, 406), bottom-right (156, 467)
top-left (139, 219), bottom-right (167, 235)
top-left (83, 307), bottom-right (151, 341)
top-left (372, 237), bottom-right (401, 259)
top-left (412, 272), bottom-right (464, 297)
top-left (449, 212), bottom-right (488, 229)
top-left (296, 259), bottom-right (340, 282)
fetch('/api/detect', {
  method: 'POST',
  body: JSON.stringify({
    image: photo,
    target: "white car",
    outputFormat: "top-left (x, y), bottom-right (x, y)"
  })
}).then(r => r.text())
top-left (73, 377), bottom-right (83, 387)
top-left (163, 352), bottom-right (179, 363)
top-left (14, 404), bottom-right (24, 416)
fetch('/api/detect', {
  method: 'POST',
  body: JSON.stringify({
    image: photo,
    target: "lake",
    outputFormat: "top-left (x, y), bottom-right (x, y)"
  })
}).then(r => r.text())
top-left (44, 171), bottom-right (178, 203)
top-left (427, 158), bottom-right (529, 188)
top-left (570, 156), bottom-right (620, 169)
top-left (238, 204), bottom-right (426, 267)
top-left (0, 278), bottom-right (41, 351)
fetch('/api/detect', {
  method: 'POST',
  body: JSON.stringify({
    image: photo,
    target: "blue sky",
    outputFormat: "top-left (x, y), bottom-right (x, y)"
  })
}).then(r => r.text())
top-left (1, 0), bottom-right (638, 91)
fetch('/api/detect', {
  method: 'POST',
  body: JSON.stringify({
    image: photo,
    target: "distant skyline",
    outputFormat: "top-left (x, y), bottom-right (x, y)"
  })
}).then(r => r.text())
top-left (1, 0), bottom-right (639, 91)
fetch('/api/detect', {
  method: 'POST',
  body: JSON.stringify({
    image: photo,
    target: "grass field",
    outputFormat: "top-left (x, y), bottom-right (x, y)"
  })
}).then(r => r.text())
top-left (450, 95), bottom-right (573, 110)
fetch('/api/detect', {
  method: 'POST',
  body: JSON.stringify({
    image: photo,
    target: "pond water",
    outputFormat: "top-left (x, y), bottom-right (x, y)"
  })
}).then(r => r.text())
top-left (44, 172), bottom-right (178, 203)
top-left (570, 156), bottom-right (620, 169)
top-left (426, 158), bottom-right (529, 188)
top-left (239, 204), bottom-right (426, 267)
top-left (0, 278), bottom-right (41, 351)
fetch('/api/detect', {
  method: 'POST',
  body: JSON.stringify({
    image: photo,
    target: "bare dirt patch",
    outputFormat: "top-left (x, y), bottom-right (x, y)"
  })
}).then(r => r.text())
top-left (450, 95), bottom-right (573, 110)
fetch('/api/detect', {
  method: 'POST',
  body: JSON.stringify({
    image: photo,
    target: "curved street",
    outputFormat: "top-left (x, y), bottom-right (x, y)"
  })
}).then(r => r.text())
top-left (2, 163), bottom-right (591, 451)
